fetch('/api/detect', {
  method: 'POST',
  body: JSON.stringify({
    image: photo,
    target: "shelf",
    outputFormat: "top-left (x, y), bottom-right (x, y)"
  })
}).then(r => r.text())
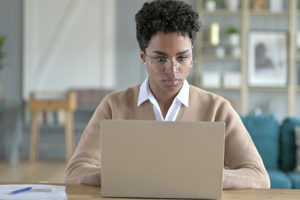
top-left (201, 42), bottom-right (241, 48)
top-left (195, 1), bottom-right (299, 116)
top-left (250, 10), bottom-right (289, 16)
top-left (201, 9), bottom-right (288, 16)
top-left (202, 87), bottom-right (289, 93)
top-left (201, 87), bottom-right (240, 92)
top-left (201, 55), bottom-right (240, 61)
top-left (249, 87), bottom-right (287, 92)
top-left (200, 9), bottom-right (242, 15)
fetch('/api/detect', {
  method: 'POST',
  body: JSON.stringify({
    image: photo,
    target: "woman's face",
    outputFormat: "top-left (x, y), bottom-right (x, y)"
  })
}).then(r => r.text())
top-left (140, 32), bottom-right (193, 97)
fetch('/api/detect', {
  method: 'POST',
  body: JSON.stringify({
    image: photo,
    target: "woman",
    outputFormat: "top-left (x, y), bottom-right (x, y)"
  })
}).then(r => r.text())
top-left (65, 0), bottom-right (270, 189)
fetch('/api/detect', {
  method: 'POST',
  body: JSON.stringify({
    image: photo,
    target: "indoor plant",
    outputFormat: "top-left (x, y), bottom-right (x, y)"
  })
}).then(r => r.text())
top-left (225, 0), bottom-right (239, 11)
top-left (0, 36), bottom-right (6, 95)
top-left (204, 0), bottom-right (218, 12)
top-left (269, 0), bottom-right (283, 12)
top-left (0, 36), bottom-right (5, 72)
top-left (226, 26), bottom-right (240, 46)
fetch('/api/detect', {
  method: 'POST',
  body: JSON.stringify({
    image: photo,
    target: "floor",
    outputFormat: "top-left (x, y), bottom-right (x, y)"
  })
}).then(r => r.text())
top-left (0, 159), bottom-right (66, 183)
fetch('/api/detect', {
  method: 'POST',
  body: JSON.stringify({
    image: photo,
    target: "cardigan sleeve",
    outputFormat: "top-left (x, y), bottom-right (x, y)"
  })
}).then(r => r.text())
top-left (64, 96), bottom-right (112, 186)
top-left (216, 100), bottom-right (270, 189)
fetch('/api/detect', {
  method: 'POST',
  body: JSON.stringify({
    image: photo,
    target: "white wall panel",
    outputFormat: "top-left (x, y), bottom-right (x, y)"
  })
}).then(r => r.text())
top-left (23, 0), bottom-right (116, 99)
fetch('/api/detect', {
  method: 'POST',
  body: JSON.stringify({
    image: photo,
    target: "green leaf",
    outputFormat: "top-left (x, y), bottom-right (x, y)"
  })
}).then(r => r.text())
top-left (0, 37), bottom-right (5, 46)
top-left (226, 26), bottom-right (239, 35)
top-left (0, 36), bottom-right (6, 71)
top-left (204, 0), bottom-right (218, 3)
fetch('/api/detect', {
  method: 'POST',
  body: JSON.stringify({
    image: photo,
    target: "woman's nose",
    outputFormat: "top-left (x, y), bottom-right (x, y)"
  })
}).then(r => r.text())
top-left (168, 60), bottom-right (178, 74)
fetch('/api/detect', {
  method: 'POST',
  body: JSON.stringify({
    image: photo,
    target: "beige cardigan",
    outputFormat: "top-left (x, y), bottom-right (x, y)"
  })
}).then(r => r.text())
top-left (64, 84), bottom-right (270, 189)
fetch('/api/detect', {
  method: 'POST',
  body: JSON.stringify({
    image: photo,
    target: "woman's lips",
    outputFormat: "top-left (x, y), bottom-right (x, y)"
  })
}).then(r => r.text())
top-left (164, 78), bottom-right (180, 86)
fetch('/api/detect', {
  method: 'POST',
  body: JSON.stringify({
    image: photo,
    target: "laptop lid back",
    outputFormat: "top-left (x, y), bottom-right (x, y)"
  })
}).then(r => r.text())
top-left (100, 120), bottom-right (225, 199)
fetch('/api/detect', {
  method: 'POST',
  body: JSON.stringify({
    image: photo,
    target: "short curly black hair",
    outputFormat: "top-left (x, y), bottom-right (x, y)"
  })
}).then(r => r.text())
top-left (135, 0), bottom-right (201, 53)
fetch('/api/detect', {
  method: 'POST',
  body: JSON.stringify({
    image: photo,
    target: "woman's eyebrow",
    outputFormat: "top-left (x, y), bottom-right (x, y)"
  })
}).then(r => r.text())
top-left (176, 50), bottom-right (190, 55)
top-left (151, 49), bottom-right (191, 56)
top-left (152, 51), bottom-right (167, 55)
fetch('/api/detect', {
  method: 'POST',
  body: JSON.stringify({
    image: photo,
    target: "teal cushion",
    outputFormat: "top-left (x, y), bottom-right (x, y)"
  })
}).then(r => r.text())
top-left (280, 118), bottom-right (300, 171)
top-left (288, 172), bottom-right (300, 189)
top-left (268, 169), bottom-right (292, 188)
top-left (239, 114), bottom-right (245, 122)
top-left (242, 115), bottom-right (280, 169)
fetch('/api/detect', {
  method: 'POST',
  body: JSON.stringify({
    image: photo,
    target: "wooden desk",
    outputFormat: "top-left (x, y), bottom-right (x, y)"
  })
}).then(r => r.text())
top-left (68, 186), bottom-right (300, 200)
top-left (2, 183), bottom-right (300, 200)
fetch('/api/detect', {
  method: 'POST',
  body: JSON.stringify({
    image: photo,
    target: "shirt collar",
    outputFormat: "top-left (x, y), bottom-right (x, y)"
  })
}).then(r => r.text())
top-left (137, 77), bottom-right (153, 106)
top-left (177, 79), bottom-right (189, 107)
top-left (137, 77), bottom-right (189, 107)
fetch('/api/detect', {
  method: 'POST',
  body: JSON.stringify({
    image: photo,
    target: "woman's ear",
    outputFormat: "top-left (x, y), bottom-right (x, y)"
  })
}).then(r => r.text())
top-left (140, 49), bottom-right (146, 64)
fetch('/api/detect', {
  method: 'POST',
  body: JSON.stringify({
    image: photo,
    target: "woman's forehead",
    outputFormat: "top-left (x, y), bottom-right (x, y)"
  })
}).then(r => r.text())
top-left (147, 32), bottom-right (192, 54)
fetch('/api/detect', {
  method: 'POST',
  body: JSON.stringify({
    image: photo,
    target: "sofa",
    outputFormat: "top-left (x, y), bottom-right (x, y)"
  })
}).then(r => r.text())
top-left (240, 114), bottom-right (300, 189)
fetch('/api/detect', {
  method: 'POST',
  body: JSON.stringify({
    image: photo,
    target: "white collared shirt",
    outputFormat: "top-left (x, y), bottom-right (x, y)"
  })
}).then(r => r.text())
top-left (137, 77), bottom-right (189, 121)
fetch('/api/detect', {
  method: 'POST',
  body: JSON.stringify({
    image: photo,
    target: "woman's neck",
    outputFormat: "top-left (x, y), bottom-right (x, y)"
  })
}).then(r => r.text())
top-left (149, 83), bottom-right (182, 118)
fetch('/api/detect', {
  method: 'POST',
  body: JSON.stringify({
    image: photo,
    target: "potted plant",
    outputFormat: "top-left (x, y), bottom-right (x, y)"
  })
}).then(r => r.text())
top-left (0, 36), bottom-right (5, 72)
top-left (0, 36), bottom-right (6, 95)
top-left (226, 26), bottom-right (240, 46)
top-left (225, 0), bottom-right (239, 11)
top-left (204, 0), bottom-right (218, 12)
top-left (269, 0), bottom-right (283, 12)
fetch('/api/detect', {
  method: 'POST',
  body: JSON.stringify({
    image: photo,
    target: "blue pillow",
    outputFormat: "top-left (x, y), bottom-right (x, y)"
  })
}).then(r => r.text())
top-left (268, 169), bottom-right (292, 188)
top-left (239, 114), bottom-right (245, 123)
top-left (280, 118), bottom-right (300, 171)
top-left (242, 114), bottom-right (280, 169)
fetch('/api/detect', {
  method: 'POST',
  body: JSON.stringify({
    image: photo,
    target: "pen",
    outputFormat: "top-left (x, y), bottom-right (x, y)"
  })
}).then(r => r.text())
top-left (10, 187), bottom-right (32, 195)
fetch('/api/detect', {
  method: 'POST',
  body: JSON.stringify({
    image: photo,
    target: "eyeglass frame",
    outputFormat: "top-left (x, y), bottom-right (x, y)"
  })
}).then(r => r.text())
top-left (143, 52), bottom-right (196, 73)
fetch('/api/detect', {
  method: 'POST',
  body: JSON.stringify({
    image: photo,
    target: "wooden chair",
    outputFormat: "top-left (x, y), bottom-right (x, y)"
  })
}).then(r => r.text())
top-left (28, 91), bottom-right (77, 163)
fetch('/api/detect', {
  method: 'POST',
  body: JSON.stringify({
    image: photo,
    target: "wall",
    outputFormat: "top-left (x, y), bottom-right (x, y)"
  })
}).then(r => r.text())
top-left (0, 0), bottom-right (22, 160)
top-left (23, 0), bottom-right (116, 100)
top-left (0, 0), bottom-right (22, 108)
top-left (115, 0), bottom-right (147, 90)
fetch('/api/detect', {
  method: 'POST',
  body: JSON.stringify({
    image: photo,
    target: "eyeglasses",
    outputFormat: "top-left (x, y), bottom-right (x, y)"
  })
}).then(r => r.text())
top-left (144, 53), bottom-right (195, 73)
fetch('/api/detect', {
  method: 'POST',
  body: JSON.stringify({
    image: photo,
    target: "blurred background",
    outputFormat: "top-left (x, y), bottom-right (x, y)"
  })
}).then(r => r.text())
top-left (0, 0), bottom-right (300, 188)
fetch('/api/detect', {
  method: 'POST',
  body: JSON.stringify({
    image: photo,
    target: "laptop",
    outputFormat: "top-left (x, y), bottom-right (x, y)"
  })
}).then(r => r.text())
top-left (100, 120), bottom-right (225, 199)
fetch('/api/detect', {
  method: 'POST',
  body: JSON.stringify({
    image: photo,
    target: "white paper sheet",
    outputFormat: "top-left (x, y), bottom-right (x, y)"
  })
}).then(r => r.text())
top-left (0, 184), bottom-right (67, 200)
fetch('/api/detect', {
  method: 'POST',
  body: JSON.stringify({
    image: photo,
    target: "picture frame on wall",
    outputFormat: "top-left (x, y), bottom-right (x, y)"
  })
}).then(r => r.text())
top-left (248, 31), bottom-right (287, 87)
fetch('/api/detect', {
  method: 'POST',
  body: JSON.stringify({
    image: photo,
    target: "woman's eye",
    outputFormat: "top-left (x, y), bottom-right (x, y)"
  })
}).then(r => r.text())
top-left (155, 57), bottom-right (167, 63)
top-left (177, 56), bottom-right (187, 62)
